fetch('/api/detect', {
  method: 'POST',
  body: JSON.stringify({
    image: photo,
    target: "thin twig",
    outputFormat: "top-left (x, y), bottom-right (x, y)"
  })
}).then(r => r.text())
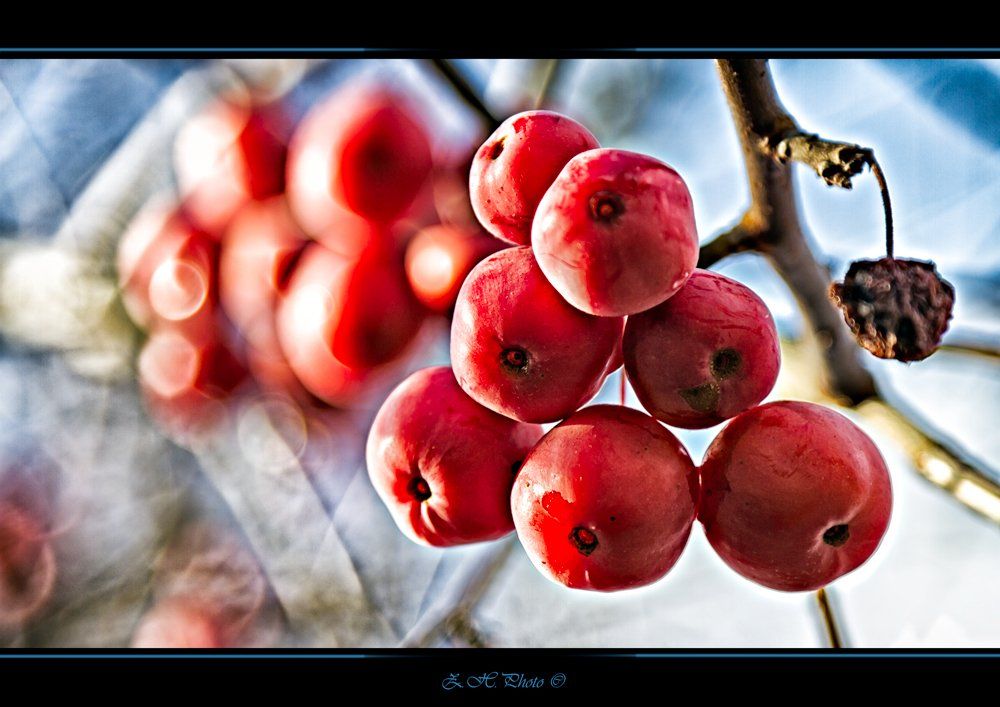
top-left (815, 588), bottom-right (843, 648)
top-left (534, 58), bottom-right (564, 110)
top-left (768, 125), bottom-right (894, 259)
top-left (771, 131), bottom-right (871, 189)
top-left (428, 59), bottom-right (501, 130)
top-left (856, 398), bottom-right (1000, 524)
top-left (399, 536), bottom-right (516, 648)
top-left (937, 341), bottom-right (1000, 360)
top-left (697, 218), bottom-right (761, 269)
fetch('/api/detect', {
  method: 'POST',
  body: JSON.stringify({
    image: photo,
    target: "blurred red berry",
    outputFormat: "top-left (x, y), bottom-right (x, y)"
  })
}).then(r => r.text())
top-left (286, 83), bottom-right (432, 231)
top-left (174, 95), bottom-right (289, 234)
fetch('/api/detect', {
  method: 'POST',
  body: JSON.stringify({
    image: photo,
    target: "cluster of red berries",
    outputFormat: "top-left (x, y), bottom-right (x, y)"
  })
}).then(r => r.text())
top-left (117, 81), bottom-right (502, 441)
top-left (368, 111), bottom-right (893, 593)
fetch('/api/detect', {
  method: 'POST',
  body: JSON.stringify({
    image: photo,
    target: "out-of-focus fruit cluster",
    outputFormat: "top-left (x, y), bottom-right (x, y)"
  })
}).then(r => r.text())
top-left (118, 80), bottom-right (504, 444)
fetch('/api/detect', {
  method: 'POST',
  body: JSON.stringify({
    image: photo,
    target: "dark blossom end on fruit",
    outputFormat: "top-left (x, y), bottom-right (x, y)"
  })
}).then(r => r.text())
top-left (830, 257), bottom-right (955, 363)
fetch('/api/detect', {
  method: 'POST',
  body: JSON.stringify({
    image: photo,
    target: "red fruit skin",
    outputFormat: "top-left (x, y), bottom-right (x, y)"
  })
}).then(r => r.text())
top-left (329, 244), bottom-right (427, 370)
top-left (273, 251), bottom-right (374, 408)
top-left (470, 110), bottom-right (599, 245)
top-left (0, 502), bottom-right (57, 627)
top-left (220, 196), bottom-right (310, 345)
top-left (117, 201), bottom-right (220, 337)
top-left (131, 599), bottom-right (224, 648)
top-left (699, 401), bottom-right (893, 592)
top-left (511, 405), bottom-right (698, 592)
top-left (623, 269), bottom-right (781, 429)
top-left (404, 224), bottom-right (506, 314)
top-left (274, 241), bottom-right (425, 407)
top-left (532, 148), bottom-right (699, 317)
top-left (174, 97), bottom-right (289, 234)
top-left (286, 84), bottom-right (432, 230)
top-left (138, 327), bottom-right (249, 440)
top-left (450, 247), bottom-right (623, 424)
top-left (218, 198), bottom-right (317, 401)
top-left (366, 367), bottom-right (544, 547)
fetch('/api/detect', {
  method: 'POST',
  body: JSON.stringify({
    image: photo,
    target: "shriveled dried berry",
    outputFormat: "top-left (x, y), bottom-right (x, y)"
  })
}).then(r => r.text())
top-left (830, 257), bottom-right (955, 362)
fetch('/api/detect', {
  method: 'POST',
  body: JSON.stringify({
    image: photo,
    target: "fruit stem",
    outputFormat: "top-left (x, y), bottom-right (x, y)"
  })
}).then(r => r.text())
top-left (619, 370), bottom-right (626, 406)
top-left (866, 155), bottom-right (894, 260)
top-left (815, 587), bottom-right (844, 648)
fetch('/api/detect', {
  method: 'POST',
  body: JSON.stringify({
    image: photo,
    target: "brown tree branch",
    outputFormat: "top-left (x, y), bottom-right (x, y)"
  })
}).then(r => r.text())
top-left (398, 536), bottom-right (516, 648)
top-left (714, 59), bottom-right (876, 404)
top-left (697, 217), bottom-right (761, 269)
top-left (712, 59), bottom-right (999, 526)
top-left (428, 59), bottom-right (501, 131)
top-left (771, 132), bottom-right (871, 189)
top-left (856, 398), bottom-right (1000, 524)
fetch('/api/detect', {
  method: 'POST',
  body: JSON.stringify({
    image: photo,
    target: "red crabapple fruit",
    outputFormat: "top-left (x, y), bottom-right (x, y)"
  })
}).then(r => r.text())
top-left (511, 405), bottom-right (698, 591)
top-left (218, 196), bottom-right (313, 399)
top-left (219, 196), bottom-right (309, 357)
top-left (174, 96), bottom-right (289, 234)
top-left (623, 269), bottom-right (781, 428)
top-left (532, 148), bottom-right (699, 317)
top-left (117, 200), bottom-right (219, 336)
top-left (131, 599), bottom-right (224, 648)
top-left (698, 401), bottom-right (893, 592)
top-left (470, 110), bottom-right (599, 245)
top-left (295, 240), bottom-right (424, 370)
top-left (138, 327), bottom-right (248, 440)
top-left (273, 254), bottom-right (375, 408)
top-left (366, 366), bottom-right (544, 546)
top-left (286, 84), bottom-right (432, 230)
top-left (274, 240), bottom-right (425, 406)
top-left (404, 224), bottom-right (505, 313)
top-left (0, 502), bottom-right (57, 627)
top-left (450, 247), bottom-right (623, 423)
